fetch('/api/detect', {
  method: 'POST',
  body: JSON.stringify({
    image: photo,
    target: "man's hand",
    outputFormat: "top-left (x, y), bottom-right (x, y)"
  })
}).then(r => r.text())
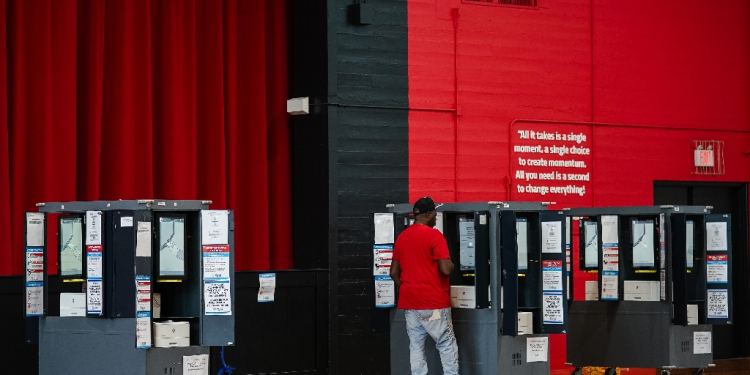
top-left (437, 258), bottom-right (454, 276)
top-left (390, 259), bottom-right (402, 287)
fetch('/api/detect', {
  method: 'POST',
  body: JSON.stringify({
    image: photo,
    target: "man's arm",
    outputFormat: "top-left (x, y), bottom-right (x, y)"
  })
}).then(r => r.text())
top-left (437, 258), bottom-right (454, 276)
top-left (390, 259), bottom-right (402, 287)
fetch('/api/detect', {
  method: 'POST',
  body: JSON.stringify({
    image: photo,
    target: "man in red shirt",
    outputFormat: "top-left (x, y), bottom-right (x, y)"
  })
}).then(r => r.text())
top-left (390, 197), bottom-right (458, 375)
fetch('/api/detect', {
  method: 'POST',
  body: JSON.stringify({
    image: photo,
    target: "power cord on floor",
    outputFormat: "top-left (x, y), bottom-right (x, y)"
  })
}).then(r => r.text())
top-left (217, 346), bottom-right (235, 375)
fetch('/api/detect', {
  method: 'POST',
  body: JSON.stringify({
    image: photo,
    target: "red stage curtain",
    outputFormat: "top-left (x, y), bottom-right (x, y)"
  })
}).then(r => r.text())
top-left (0, 0), bottom-right (292, 275)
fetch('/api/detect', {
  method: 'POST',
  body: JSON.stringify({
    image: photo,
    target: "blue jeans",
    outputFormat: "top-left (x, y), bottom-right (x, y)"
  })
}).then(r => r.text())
top-left (404, 308), bottom-right (459, 375)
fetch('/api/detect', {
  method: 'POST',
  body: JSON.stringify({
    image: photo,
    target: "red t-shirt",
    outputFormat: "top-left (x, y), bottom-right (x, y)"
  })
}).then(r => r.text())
top-left (393, 224), bottom-right (451, 309)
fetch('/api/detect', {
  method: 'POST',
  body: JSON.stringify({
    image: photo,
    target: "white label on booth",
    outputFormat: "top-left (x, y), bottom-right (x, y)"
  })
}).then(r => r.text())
top-left (601, 215), bottom-right (618, 244)
top-left (136, 276), bottom-right (151, 312)
top-left (205, 279), bottom-right (232, 315)
top-left (373, 245), bottom-right (393, 276)
top-left (26, 213), bottom-right (45, 246)
top-left (375, 275), bottom-right (396, 308)
top-left (202, 210), bottom-right (229, 245)
top-left (121, 216), bottom-right (133, 227)
top-left (706, 222), bottom-right (727, 251)
top-left (543, 292), bottom-right (564, 324)
top-left (183, 354), bottom-right (209, 375)
top-left (707, 255), bottom-right (728, 283)
top-left (136, 312), bottom-right (152, 349)
top-left (87, 279), bottom-right (103, 314)
top-left (541, 221), bottom-right (562, 253)
top-left (87, 245), bottom-right (103, 278)
top-left (136, 222), bottom-right (152, 257)
top-left (257, 273), bottom-right (276, 303)
top-left (374, 213), bottom-right (395, 244)
top-left (85, 211), bottom-right (102, 245)
top-left (526, 337), bottom-right (548, 363)
top-left (707, 289), bottom-right (728, 318)
top-left (203, 245), bottom-right (231, 279)
top-left (601, 271), bottom-right (618, 300)
top-left (26, 282), bottom-right (44, 316)
top-left (693, 331), bottom-right (712, 354)
top-left (26, 247), bottom-right (44, 282)
top-left (542, 260), bottom-right (563, 291)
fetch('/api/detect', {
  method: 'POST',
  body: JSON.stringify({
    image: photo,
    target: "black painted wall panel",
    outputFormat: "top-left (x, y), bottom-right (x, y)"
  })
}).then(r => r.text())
top-left (329, 1), bottom-right (409, 373)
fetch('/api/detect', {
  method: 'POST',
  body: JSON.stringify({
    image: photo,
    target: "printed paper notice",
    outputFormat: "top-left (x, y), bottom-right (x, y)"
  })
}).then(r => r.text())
top-left (373, 244), bottom-right (393, 276)
top-left (26, 282), bottom-right (44, 316)
top-left (602, 245), bottom-right (619, 272)
top-left (706, 222), bottom-right (728, 251)
top-left (87, 245), bottom-right (103, 278)
top-left (203, 245), bottom-right (231, 279)
top-left (183, 354), bottom-right (209, 375)
top-left (136, 276), bottom-right (151, 312)
top-left (26, 247), bottom-right (44, 282)
top-left (87, 279), bottom-right (103, 314)
top-left (435, 212), bottom-right (444, 234)
top-left (541, 221), bottom-right (562, 253)
top-left (543, 292), bottom-right (564, 324)
top-left (86, 211), bottom-right (103, 245)
top-left (136, 222), bottom-right (152, 257)
top-left (258, 273), bottom-right (276, 303)
top-left (527, 337), bottom-right (548, 363)
top-left (707, 255), bottom-right (728, 283)
top-left (601, 271), bottom-right (618, 300)
top-left (693, 331), bottom-right (712, 354)
top-left (26, 213), bottom-right (45, 246)
top-left (204, 279), bottom-right (232, 315)
top-left (375, 275), bottom-right (396, 308)
top-left (374, 213), bottom-right (395, 244)
top-left (121, 216), bottom-right (133, 227)
top-left (136, 312), bottom-right (152, 349)
top-left (707, 289), bottom-right (728, 319)
top-left (542, 260), bottom-right (563, 291)
top-left (201, 210), bottom-right (229, 245)
top-left (601, 215), bottom-right (619, 244)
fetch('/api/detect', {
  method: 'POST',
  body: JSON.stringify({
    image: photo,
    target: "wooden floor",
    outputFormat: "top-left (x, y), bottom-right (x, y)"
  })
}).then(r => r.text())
top-left (551, 358), bottom-right (750, 375)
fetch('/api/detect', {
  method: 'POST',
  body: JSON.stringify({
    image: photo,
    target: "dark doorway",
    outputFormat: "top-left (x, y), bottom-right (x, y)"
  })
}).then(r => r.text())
top-left (654, 181), bottom-right (750, 359)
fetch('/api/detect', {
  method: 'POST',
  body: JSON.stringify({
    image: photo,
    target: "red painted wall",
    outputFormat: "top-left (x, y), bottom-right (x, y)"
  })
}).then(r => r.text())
top-left (409, 0), bottom-right (750, 371)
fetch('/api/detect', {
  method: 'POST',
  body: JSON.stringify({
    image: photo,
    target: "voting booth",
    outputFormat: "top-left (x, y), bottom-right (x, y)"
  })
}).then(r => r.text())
top-left (564, 206), bottom-right (732, 375)
top-left (373, 202), bottom-right (568, 375)
top-left (24, 200), bottom-right (234, 375)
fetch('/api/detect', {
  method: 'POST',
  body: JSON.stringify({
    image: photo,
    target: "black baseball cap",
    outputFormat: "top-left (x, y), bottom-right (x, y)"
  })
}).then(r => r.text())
top-left (413, 197), bottom-right (436, 215)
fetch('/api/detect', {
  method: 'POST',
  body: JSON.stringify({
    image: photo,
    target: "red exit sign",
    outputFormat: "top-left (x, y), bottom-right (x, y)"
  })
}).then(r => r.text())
top-left (694, 150), bottom-right (714, 167)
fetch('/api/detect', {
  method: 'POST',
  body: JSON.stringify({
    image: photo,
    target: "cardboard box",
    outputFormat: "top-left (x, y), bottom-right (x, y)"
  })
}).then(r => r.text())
top-left (585, 280), bottom-right (599, 301)
top-left (687, 304), bottom-right (698, 325)
top-left (623, 281), bottom-right (660, 301)
top-left (518, 311), bottom-right (533, 335)
top-left (153, 321), bottom-right (190, 347)
top-left (60, 293), bottom-right (86, 317)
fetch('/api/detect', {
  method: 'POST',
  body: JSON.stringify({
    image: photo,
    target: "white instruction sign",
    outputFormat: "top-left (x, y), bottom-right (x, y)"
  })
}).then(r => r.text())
top-left (543, 292), bottom-right (564, 324)
top-left (375, 275), bottom-right (396, 308)
top-left (601, 271), bottom-right (618, 300)
top-left (136, 312), bottom-right (152, 349)
top-left (541, 221), bottom-right (562, 253)
top-left (135, 276), bottom-right (151, 312)
top-left (87, 279), bottom-right (103, 314)
top-left (204, 279), bottom-right (232, 315)
top-left (201, 210), bottom-right (229, 245)
top-left (26, 247), bottom-right (44, 282)
top-left (374, 213), bottom-right (395, 244)
top-left (601, 215), bottom-right (619, 244)
top-left (258, 273), bottom-right (276, 303)
top-left (542, 260), bottom-right (563, 291)
top-left (121, 216), bottom-right (133, 227)
top-left (526, 337), bottom-right (548, 363)
top-left (693, 331), bottom-right (712, 354)
top-left (26, 213), bottom-right (45, 246)
top-left (203, 245), bottom-right (231, 279)
top-left (183, 354), bottom-right (209, 375)
top-left (373, 245), bottom-right (393, 276)
top-left (706, 222), bottom-right (728, 251)
top-left (25, 282), bottom-right (44, 316)
top-left (707, 289), bottom-right (728, 319)
top-left (136, 222), bottom-right (152, 257)
top-left (86, 211), bottom-right (103, 245)
top-left (87, 245), bottom-right (103, 278)
top-left (706, 255), bottom-right (728, 283)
